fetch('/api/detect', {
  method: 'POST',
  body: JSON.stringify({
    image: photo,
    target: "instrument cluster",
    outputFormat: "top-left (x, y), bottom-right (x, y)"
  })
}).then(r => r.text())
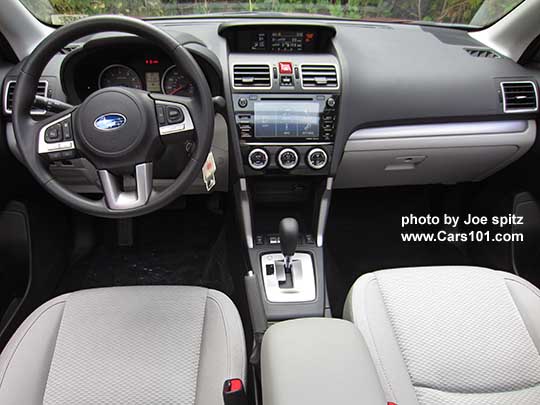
top-left (60, 39), bottom-right (219, 103)
top-left (97, 62), bottom-right (193, 96)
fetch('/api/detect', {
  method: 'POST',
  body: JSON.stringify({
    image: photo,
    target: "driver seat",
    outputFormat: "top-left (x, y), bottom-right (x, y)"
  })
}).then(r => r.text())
top-left (0, 286), bottom-right (246, 404)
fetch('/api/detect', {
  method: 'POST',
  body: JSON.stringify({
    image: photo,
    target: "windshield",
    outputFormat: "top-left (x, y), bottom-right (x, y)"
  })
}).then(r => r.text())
top-left (20, 0), bottom-right (525, 28)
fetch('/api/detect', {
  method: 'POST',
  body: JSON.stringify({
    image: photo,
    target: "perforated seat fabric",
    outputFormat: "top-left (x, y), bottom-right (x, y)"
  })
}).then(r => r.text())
top-left (344, 266), bottom-right (540, 405)
top-left (0, 286), bottom-right (246, 405)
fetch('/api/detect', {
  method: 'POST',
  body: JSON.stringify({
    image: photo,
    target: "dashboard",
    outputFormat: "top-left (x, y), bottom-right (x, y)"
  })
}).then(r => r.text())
top-left (2, 18), bottom-right (540, 192)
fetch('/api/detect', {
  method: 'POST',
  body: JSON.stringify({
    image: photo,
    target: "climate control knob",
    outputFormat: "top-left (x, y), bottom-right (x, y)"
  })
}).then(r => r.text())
top-left (307, 148), bottom-right (328, 170)
top-left (248, 148), bottom-right (269, 170)
top-left (277, 148), bottom-right (299, 170)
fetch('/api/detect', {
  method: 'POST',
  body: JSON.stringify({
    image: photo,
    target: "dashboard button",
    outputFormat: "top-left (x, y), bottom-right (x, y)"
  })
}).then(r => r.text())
top-left (280, 76), bottom-right (293, 86)
top-left (238, 97), bottom-right (248, 108)
top-left (326, 97), bottom-right (336, 108)
top-left (279, 62), bottom-right (293, 74)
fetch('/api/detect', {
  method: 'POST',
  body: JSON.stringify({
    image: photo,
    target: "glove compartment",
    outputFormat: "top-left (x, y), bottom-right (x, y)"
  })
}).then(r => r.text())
top-left (335, 120), bottom-right (536, 188)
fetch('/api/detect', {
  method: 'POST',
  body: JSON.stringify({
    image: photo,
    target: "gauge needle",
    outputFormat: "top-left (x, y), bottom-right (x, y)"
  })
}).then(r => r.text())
top-left (170, 86), bottom-right (186, 95)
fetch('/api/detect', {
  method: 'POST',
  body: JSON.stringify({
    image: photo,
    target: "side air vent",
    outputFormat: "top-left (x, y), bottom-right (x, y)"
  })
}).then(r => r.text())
top-left (4, 80), bottom-right (49, 115)
top-left (233, 65), bottom-right (271, 89)
top-left (301, 65), bottom-right (339, 89)
top-left (500, 81), bottom-right (538, 113)
top-left (465, 48), bottom-right (500, 59)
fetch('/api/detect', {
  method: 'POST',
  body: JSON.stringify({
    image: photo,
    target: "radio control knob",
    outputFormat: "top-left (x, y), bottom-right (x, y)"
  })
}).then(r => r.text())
top-left (248, 148), bottom-right (269, 170)
top-left (307, 148), bottom-right (328, 170)
top-left (238, 97), bottom-right (248, 108)
top-left (326, 97), bottom-right (336, 108)
top-left (277, 148), bottom-right (299, 170)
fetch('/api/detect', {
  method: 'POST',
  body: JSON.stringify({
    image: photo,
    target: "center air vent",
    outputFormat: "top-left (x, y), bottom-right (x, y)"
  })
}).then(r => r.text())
top-left (233, 65), bottom-right (271, 89)
top-left (465, 48), bottom-right (500, 59)
top-left (4, 80), bottom-right (48, 115)
top-left (301, 65), bottom-right (339, 89)
top-left (500, 81), bottom-right (538, 113)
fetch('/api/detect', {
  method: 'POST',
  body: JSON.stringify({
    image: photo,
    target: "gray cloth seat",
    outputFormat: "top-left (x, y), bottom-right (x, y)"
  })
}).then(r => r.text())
top-left (344, 265), bottom-right (540, 405)
top-left (0, 286), bottom-right (246, 405)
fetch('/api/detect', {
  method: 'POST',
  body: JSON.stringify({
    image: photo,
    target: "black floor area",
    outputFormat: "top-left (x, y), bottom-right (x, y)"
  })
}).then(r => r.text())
top-left (325, 187), bottom-right (470, 316)
top-left (56, 198), bottom-right (234, 296)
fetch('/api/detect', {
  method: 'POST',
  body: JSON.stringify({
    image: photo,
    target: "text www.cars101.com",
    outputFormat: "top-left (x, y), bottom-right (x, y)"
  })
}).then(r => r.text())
top-left (401, 230), bottom-right (524, 243)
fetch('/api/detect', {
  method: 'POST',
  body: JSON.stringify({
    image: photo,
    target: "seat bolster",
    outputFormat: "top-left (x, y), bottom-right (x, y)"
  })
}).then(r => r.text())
top-left (344, 273), bottom-right (419, 405)
top-left (195, 289), bottom-right (246, 405)
top-left (0, 294), bottom-right (70, 405)
top-left (502, 271), bottom-right (540, 354)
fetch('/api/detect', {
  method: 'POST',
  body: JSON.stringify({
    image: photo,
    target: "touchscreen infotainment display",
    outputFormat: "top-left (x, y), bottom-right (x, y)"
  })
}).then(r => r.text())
top-left (254, 102), bottom-right (319, 138)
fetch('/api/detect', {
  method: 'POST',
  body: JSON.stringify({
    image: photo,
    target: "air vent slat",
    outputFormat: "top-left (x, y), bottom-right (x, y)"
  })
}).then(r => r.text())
top-left (501, 81), bottom-right (538, 113)
top-left (233, 64), bottom-right (271, 88)
top-left (4, 80), bottom-right (48, 115)
top-left (465, 48), bottom-right (500, 59)
top-left (301, 65), bottom-right (339, 89)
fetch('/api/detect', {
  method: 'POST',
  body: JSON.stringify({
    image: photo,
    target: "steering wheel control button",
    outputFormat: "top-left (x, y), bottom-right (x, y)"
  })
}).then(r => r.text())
top-left (238, 97), bottom-right (248, 108)
top-left (166, 106), bottom-right (184, 124)
top-left (155, 101), bottom-right (194, 136)
top-left (277, 148), bottom-right (299, 170)
top-left (156, 105), bottom-right (166, 125)
top-left (248, 148), bottom-right (269, 170)
top-left (61, 119), bottom-right (73, 140)
top-left (45, 125), bottom-right (62, 143)
top-left (307, 148), bottom-right (328, 170)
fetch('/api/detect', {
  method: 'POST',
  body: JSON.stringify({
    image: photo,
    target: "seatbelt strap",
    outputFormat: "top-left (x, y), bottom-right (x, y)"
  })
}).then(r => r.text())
top-left (223, 379), bottom-right (248, 405)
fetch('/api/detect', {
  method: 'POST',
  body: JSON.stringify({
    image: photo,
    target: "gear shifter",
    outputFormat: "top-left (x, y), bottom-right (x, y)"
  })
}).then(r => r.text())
top-left (279, 218), bottom-right (299, 272)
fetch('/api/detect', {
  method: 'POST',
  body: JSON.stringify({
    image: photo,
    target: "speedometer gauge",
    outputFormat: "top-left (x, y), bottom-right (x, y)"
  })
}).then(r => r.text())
top-left (99, 64), bottom-right (143, 90)
top-left (161, 66), bottom-right (194, 96)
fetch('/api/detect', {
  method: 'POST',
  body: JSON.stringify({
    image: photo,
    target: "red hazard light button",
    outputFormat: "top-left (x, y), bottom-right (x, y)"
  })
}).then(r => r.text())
top-left (279, 62), bottom-right (293, 74)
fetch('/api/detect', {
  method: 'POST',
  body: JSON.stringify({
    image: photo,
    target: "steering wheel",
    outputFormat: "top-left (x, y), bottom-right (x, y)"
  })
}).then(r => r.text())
top-left (12, 16), bottom-right (214, 218)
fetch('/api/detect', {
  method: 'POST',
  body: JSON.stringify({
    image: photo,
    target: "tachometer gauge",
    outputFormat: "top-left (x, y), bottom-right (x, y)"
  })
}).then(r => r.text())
top-left (98, 64), bottom-right (143, 90)
top-left (161, 65), bottom-right (194, 96)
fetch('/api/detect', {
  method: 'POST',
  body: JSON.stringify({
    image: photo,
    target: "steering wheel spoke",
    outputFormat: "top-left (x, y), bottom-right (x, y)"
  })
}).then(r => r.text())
top-left (98, 162), bottom-right (154, 210)
top-left (151, 94), bottom-right (195, 143)
top-left (37, 108), bottom-right (79, 161)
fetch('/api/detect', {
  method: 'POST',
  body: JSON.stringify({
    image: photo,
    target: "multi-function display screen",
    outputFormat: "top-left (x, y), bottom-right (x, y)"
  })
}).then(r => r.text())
top-left (254, 101), bottom-right (319, 138)
top-left (239, 30), bottom-right (317, 53)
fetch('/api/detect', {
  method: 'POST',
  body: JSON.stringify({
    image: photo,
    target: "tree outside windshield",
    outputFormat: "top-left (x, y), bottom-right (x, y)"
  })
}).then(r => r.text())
top-left (20, 0), bottom-right (524, 27)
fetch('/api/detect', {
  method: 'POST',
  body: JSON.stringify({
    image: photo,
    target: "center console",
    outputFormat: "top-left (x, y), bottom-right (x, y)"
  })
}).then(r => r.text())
top-left (222, 24), bottom-right (340, 177)
top-left (221, 23), bottom-right (339, 328)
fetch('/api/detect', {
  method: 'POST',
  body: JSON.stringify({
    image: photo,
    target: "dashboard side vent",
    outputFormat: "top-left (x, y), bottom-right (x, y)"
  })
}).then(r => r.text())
top-left (4, 80), bottom-right (49, 115)
top-left (233, 65), bottom-right (271, 88)
top-left (465, 48), bottom-right (500, 59)
top-left (301, 65), bottom-right (339, 89)
top-left (500, 81), bottom-right (538, 113)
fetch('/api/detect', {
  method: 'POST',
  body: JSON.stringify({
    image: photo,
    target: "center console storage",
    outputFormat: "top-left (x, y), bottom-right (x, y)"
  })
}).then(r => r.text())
top-left (261, 318), bottom-right (386, 405)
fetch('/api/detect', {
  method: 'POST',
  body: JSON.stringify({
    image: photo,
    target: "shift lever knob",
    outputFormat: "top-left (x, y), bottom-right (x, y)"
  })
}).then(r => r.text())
top-left (279, 218), bottom-right (299, 265)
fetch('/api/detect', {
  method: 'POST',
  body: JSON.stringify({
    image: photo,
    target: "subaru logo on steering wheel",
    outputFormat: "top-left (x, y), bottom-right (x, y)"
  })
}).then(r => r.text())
top-left (94, 113), bottom-right (127, 131)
